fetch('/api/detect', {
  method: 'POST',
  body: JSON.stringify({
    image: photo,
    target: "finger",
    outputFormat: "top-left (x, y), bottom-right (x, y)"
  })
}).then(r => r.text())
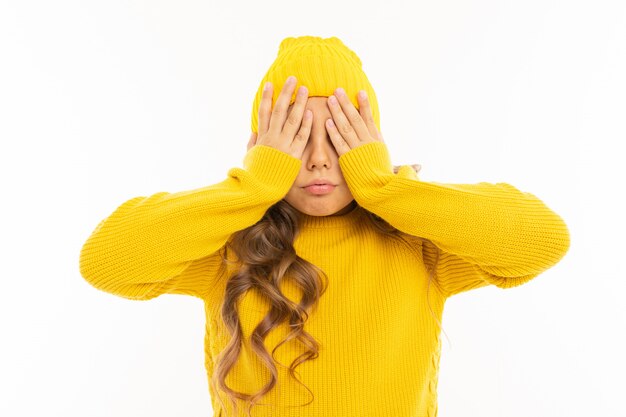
top-left (327, 94), bottom-right (359, 148)
top-left (247, 131), bottom-right (257, 151)
top-left (325, 118), bottom-right (351, 157)
top-left (292, 109), bottom-right (313, 153)
top-left (268, 75), bottom-right (298, 135)
top-left (357, 90), bottom-right (381, 141)
top-left (334, 88), bottom-right (371, 142)
top-left (283, 84), bottom-right (309, 140)
top-left (258, 82), bottom-right (272, 137)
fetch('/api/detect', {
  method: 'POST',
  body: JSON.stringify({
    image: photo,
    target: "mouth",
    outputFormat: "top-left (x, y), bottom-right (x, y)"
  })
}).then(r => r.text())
top-left (302, 179), bottom-right (336, 188)
top-left (303, 184), bottom-right (336, 195)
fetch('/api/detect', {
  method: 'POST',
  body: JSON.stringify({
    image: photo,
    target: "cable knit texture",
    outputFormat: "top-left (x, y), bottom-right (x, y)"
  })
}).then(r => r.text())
top-left (79, 142), bottom-right (570, 417)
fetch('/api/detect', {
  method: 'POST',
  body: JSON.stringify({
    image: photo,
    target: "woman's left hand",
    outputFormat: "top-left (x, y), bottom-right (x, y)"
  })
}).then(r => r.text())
top-left (325, 87), bottom-right (384, 157)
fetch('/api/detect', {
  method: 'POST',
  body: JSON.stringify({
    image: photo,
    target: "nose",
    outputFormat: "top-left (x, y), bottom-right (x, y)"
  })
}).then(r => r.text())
top-left (304, 133), bottom-right (335, 170)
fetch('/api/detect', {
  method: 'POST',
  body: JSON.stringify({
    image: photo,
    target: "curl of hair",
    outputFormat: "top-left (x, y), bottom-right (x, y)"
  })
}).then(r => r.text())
top-left (209, 164), bottom-right (441, 417)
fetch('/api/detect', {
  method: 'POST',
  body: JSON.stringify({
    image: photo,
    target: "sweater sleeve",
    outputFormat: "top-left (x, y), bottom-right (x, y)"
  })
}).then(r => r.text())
top-left (78, 145), bottom-right (302, 301)
top-left (338, 141), bottom-right (571, 298)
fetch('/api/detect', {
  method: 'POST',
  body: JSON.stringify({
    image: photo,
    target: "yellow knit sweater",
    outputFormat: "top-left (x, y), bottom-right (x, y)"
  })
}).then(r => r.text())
top-left (79, 141), bottom-right (570, 417)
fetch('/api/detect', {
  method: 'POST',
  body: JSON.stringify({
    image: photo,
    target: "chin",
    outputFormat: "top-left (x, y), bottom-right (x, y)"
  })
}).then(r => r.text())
top-left (291, 204), bottom-right (332, 216)
top-left (300, 207), bottom-right (334, 216)
top-left (301, 201), bottom-right (356, 217)
top-left (283, 194), bottom-right (355, 217)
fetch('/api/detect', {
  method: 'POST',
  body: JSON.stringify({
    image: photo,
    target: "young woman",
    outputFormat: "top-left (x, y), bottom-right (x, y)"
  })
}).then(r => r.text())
top-left (79, 35), bottom-right (571, 417)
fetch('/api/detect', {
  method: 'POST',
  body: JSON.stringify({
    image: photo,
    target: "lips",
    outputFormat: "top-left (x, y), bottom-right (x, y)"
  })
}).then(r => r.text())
top-left (303, 179), bottom-right (335, 187)
top-left (303, 183), bottom-right (336, 195)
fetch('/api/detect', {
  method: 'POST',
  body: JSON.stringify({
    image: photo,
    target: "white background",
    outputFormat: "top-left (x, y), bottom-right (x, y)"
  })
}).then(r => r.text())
top-left (1, 1), bottom-right (624, 416)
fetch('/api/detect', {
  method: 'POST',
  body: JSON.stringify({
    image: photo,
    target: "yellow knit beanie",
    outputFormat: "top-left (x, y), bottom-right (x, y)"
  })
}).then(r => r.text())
top-left (250, 35), bottom-right (380, 134)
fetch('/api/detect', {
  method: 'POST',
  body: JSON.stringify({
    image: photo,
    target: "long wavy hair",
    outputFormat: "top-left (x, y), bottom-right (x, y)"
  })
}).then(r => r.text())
top-left (209, 165), bottom-right (442, 417)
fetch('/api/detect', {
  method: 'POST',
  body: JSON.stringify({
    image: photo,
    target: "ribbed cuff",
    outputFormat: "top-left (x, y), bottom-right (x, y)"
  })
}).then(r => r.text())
top-left (338, 141), bottom-right (394, 194)
top-left (243, 144), bottom-right (302, 196)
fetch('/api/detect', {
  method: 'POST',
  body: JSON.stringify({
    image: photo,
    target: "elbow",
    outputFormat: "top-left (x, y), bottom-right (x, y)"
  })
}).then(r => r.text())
top-left (78, 239), bottom-right (123, 295)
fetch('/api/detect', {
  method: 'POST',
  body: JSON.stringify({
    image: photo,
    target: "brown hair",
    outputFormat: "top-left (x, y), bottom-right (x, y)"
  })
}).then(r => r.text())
top-left (209, 165), bottom-right (441, 417)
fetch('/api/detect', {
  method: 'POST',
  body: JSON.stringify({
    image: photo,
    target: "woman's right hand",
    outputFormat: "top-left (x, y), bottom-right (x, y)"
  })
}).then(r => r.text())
top-left (247, 75), bottom-right (312, 159)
